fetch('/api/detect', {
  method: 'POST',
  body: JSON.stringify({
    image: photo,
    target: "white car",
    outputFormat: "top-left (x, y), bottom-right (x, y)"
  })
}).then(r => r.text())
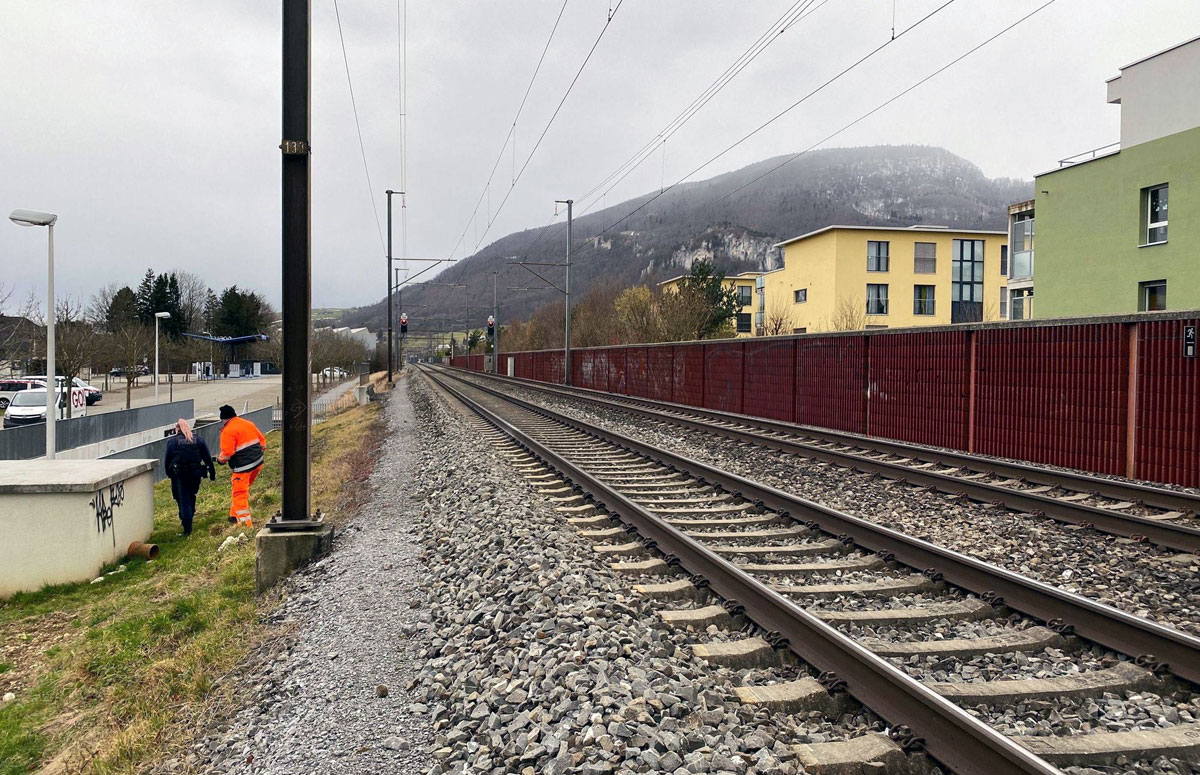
top-left (2, 387), bottom-right (88, 429)
top-left (25, 375), bottom-right (103, 405)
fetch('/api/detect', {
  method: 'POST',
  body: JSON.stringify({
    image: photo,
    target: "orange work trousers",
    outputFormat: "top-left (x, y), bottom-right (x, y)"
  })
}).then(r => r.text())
top-left (228, 466), bottom-right (261, 527)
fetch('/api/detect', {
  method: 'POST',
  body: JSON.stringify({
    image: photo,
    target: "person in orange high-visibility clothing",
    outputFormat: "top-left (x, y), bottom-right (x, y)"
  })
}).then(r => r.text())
top-left (216, 405), bottom-right (266, 528)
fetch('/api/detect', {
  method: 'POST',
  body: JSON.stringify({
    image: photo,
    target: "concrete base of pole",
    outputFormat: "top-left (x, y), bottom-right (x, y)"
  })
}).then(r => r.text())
top-left (254, 524), bottom-right (334, 594)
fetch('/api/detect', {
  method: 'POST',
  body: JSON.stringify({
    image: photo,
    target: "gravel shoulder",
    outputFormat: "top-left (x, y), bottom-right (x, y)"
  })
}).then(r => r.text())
top-left (191, 379), bottom-right (432, 775)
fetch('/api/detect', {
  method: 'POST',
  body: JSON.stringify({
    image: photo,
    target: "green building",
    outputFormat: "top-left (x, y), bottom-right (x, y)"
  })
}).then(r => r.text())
top-left (1032, 35), bottom-right (1200, 318)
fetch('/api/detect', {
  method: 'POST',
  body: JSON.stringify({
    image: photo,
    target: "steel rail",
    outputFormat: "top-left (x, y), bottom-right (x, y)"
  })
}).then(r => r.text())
top-left (454, 369), bottom-right (1200, 553)
top-left (432, 366), bottom-right (1200, 685)
top-left (420, 366), bottom-right (1064, 775)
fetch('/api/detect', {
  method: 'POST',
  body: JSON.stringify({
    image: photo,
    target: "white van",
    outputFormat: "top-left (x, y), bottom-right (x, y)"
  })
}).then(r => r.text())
top-left (1, 387), bottom-right (88, 429)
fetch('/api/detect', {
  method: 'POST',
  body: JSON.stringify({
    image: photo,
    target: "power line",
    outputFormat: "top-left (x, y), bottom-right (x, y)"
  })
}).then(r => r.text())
top-left (433, 0), bottom-right (628, 317)
top-left (460, 0), bottom-right (628, 260)
top-left (508, 0), bottom-right (833, 271)
top-left (444, 0), bottom-right (572, 265)
top-left (333, 0), bottom-right (386, 256)
top-left (720, 0), bottom-right (1059, 201)
top-left (571, 0), bottom-right (962, 258)
top-left (576, 0), bottom-right (830, 210)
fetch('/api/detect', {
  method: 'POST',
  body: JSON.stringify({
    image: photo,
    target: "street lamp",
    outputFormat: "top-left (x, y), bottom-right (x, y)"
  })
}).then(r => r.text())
top-left (9, 209), bottom-right (59, 459)
top-left (154, 311), bottom-right (171, 403)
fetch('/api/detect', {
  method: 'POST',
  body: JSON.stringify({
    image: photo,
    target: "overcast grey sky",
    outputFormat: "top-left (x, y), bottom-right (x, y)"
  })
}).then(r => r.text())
top-left (2, 1), bottom-right (1198, 312)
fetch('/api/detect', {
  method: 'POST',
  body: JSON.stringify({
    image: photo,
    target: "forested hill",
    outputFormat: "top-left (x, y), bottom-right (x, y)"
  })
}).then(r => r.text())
top-left (343, 144), bottom-right (1031, 331)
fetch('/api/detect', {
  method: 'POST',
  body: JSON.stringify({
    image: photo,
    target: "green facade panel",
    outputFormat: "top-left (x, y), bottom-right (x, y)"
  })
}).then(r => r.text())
top-left (1034, 125), bottom-right (1200, 318)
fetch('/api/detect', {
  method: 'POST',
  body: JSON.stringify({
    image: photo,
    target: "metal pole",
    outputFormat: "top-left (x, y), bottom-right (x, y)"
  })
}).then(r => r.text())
top-left (280, 0), bottom-right (312, 523)
top-left (154, 315), bottom-right (160, 404)
top-left (564, 199), bottom-right (573, 385)
top-left (45, 223), bottom-right (55, 459)
top-left (386, 190), bottom-right (394, 383)
top-left (492, 271), bottom-right (498, 374)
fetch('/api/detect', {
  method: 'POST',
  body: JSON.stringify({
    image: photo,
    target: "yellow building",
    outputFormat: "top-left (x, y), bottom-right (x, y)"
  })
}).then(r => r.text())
top-left (658, 270), bottom-right (763, 337)
top-left (759, 225), bottom-right (1009, 333)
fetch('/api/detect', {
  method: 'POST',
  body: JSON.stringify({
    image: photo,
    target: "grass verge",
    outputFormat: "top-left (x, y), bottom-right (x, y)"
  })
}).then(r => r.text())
top-left (0, 400), bottom-right (384, 775)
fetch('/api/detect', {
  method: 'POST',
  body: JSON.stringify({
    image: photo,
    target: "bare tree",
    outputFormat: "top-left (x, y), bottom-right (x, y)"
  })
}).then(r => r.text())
top-left (826, 295), bottom-right (866, 332)
top-left (104, 324), bottom-right (153, 409)
top-left (761, 295), bottom-right (797, 337)
top-left (53, 298), bottom-right (101, 418)
top-left (173, 270), bottom-right (210, 332)
top-left (87, 282), bottom-right (122, 327)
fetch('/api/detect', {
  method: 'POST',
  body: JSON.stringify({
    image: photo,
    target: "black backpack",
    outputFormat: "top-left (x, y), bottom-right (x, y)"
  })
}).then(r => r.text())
top-left (170, 439), bottom-right (206, 476)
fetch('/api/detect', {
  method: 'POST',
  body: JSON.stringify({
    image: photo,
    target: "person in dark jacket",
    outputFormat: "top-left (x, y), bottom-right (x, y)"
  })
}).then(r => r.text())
top-left (164, 418), bottom-right (216, 536)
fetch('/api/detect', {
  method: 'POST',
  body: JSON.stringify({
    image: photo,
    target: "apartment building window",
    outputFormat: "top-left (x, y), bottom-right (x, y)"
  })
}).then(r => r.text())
top-left (793, 327), bottom-right (807, 334)
top-left (736, 313), bottom-right (752, 333)
top-left (913, 285), bottom-right (935, 315)
top-left (1010, 289), bottom-right (1033, 320)
top-left (867, 241), bottom-right (889, 272)
top-left (737, 285), bottom-right (753, 307)
top-left (1000, 245), bottom-right (1008, 276)
top-left (952, 238), bottom-right (984, 323)
top-left (1144, 184), bottom-right (1168, 244)
top-left (1139, 280), bottom-right (1166, 312)
top-left (914, 242), bottom-right (936, 274)
top-left (1000, 287), bottom-right (1008, 320)
top-left (793, 288), bottom-right (807, 303)
top-left (866, 283), bottom-right (889, 315)
top-left (1010, 213), bottom-right (1034, 278)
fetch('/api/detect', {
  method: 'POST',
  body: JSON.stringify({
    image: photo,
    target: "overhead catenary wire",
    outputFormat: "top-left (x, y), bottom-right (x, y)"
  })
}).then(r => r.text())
top-left (568, 0), bottom-right (964, 260)
top-left (333, 0), bottom-right (386, 256)
top-left (499, 0), bottom-right (831, 282)
top-left (464, 0), bottom-right (628, 260)
top-left (575, 0), bottom-right (830, 211)
top-left (443, 0), bottom-right (573, 265)
top-left (432, 0), bottom-right (628, 317)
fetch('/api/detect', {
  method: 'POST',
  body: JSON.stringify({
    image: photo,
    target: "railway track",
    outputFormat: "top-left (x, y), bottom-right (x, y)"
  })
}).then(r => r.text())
top-left (447, 368), bottom-right (1200, 554)
top-left (420, 365), bottom-right (1200, 775)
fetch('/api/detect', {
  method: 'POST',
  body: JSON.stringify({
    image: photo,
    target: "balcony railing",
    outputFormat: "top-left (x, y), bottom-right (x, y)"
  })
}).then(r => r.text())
top-left (1058, 141), bottom-right (1120, 168)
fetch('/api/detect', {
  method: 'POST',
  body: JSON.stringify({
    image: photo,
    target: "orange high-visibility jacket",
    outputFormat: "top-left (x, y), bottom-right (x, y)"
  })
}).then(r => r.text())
top-left (220, 416), bottom-right (267, 473)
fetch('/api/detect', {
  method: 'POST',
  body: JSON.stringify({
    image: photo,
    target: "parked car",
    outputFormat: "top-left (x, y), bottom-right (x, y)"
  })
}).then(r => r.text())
top-left (1, 386), bottom-right (88, 429)
top-left (0, 378), bottom-right (47, 411)
top-left (321, 367), bottom-right (349, 380)
top-left (109, 365), bottom-right (150, 378)
top-left (25, 375), bottom-right (102, 405)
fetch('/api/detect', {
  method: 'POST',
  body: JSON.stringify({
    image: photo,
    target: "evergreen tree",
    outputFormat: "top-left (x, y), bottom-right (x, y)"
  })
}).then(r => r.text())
top-left (134, 268), bottom-right (155, 324)
top-left (105, 286), bottom-right (140, 331)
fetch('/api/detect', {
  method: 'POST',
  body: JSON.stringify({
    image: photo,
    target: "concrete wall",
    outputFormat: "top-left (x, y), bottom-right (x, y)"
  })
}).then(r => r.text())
top-left (1034, 125), bottom-right (1200, 318)
top-left (1107, 37), bottom-right (1200, 149)
top-left (0, 460), bottom-right (156, 597)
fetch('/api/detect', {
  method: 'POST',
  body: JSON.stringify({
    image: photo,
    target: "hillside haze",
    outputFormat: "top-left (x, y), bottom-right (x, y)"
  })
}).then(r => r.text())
top-left (345, 145), bottom-right (1031, 332)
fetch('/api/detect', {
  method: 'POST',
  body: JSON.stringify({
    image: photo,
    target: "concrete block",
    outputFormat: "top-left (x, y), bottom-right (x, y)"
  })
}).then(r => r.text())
top-left (0, 459), bottom-right (156, 597)
top-left (255, 524), bottom-right (335, 594)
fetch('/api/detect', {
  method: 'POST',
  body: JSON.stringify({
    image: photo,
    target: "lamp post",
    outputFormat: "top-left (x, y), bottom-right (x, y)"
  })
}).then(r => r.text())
top-left (154, 311), bottom-right (171, 403)
top-left (9, 209), bottom-right (58, 459)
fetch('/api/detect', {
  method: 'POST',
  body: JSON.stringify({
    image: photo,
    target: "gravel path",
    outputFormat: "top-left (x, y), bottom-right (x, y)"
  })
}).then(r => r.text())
top-left (190, 379), bottom-right (432, 775)
top-left (470, 377), bottom-right (1200, 637)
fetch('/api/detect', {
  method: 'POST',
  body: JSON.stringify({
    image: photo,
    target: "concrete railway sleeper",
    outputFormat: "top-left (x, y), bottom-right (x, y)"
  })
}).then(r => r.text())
top-left (419, 366), bottom-right (1200, 775)
top-left (448, 368), bottom-right (1200, 554)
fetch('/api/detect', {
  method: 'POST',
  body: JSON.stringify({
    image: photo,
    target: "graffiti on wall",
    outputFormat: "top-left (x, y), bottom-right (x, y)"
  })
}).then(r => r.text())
top-left (91, 481), bottom-right (125, 545)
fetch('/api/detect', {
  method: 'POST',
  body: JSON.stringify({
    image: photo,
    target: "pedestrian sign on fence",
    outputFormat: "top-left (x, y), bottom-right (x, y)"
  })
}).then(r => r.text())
top-left (1185, 325), bottom-right (1197, 358)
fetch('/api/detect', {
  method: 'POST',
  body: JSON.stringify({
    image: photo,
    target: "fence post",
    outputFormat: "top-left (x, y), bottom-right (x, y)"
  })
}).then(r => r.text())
top-left (1125, 321), bottom-right (1140, 479)
top-left (862, 333), bottom-right (871, 437)
top-left (967, 329), bottom-right (977, 453)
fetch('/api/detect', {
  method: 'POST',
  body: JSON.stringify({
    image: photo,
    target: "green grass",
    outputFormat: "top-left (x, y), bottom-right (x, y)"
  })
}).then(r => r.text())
top-left (0, 401), bottom-right (383, 775)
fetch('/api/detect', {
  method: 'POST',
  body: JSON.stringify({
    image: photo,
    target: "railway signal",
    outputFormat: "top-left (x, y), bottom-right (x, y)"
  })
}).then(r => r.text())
top-left (400, 312), bottom-right (408, 336)
top-left (487, 315), bottom-right (495, 340)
